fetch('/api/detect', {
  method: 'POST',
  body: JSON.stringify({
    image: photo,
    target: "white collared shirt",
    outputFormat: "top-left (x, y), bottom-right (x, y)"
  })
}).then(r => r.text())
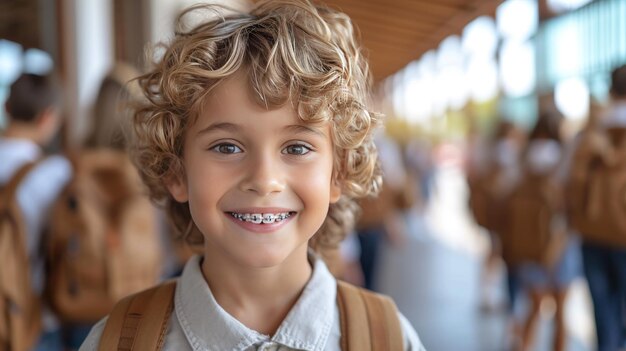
top-left (80, 255), bottom-right (425, 350)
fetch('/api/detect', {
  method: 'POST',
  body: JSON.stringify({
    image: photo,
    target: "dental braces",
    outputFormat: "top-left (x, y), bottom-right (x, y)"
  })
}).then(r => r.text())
top-left (230, 212), bottom-right (292, 224)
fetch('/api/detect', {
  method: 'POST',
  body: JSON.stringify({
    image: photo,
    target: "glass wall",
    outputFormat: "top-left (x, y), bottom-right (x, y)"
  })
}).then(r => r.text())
top-left (536, 0), bottom-right (626, 100)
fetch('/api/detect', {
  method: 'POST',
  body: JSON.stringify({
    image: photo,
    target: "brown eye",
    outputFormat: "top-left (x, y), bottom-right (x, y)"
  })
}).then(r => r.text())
top-left (212, 143), bottom-right (242, 154)
top-left (283, 144), bottom-right (311, 155)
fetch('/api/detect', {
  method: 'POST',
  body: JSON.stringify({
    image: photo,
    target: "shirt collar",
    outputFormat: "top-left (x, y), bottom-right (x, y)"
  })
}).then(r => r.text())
top-left (176, 253), bottom-right (337, 351)
top-left (271, 252), bottom-right (336, 350)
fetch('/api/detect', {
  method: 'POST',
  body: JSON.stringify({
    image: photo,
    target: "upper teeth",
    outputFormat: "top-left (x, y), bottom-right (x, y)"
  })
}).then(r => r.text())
top-left (230, 212), bottom-right (292, 224)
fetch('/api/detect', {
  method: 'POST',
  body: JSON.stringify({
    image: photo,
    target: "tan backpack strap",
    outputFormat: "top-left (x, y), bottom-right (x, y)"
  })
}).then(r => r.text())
top-left (337, 281), bottom-right (403, 351)
top-left (337, 281), bottom-right (371, 350)
top-left (98, 296), bottom-right (133, 351)
top-left (98, 281), bottom-right (176, 351)
top-left (0, 162), bottom-right (38, 208)
top-left (360, 288), bottom-right (403, 351)
top-left (134, 282), bottom-right (176, 349)
top-left (0, 160), bottom-right (43, 351)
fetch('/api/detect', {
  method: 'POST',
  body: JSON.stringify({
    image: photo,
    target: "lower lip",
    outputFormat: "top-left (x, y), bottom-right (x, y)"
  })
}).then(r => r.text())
top-left (226, 213), bottom-right (294, 233)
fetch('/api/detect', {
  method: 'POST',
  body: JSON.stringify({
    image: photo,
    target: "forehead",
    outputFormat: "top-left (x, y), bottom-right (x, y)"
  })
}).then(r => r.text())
top-left (192, 73), bottom-right (329, 134)
top-left (201, 74), bottom-right (278, 119)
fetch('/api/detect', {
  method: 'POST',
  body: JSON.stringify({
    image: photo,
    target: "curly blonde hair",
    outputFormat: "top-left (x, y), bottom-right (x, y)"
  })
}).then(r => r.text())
top-left (130, 0), bottom-right (382, 251)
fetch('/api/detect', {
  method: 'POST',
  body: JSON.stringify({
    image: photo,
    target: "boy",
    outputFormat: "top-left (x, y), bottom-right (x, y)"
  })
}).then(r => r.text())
top-left (80, 0), bottom-right (424, 349)
top-left (0, 73), bottom-right (72, 349)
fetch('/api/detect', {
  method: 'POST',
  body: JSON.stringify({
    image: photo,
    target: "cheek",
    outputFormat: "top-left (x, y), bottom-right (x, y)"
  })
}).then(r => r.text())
top-left (185, 164), bottom-right (232, 218)
top-left (291, 162), bottom-right (334, 205)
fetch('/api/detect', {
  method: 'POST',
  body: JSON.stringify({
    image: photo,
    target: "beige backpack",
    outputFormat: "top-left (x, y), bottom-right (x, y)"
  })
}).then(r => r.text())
top-left (467, 165), bottom-right (509, 234)
top-left (45, 149), bottom-right (162, 323)
top-left (501, 173), bottom-right (563, 266)
top-left (0, 162), bottom-right (42, 351)
top-left (568, 127), bottom-right (626, 247)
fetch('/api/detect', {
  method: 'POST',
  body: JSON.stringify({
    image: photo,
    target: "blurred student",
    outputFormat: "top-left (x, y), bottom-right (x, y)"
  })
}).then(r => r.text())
top-left (405, 138), bottom-right (435, 210)
top-left (356, 132), bottom-right (414, 291)
top-left (40, 63), bottom-right (164, 350)
top-left (0, 73), bottom-right (72, 350)
top-left (86, 62), bottom-right (189, 279)
top-left (503, 111), bottom-right (581, 351)
top-left (467, 120), bottom-right (525, 313)
top-left (568, 64), bottom-right (626, 351)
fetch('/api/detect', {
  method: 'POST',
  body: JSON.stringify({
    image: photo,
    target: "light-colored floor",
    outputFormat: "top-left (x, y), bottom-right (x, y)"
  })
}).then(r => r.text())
top-left (373, 165), bottom-right (596, 351)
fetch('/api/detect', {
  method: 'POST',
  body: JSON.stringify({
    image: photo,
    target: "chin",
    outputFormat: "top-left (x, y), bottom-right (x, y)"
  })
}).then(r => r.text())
top-left (240, 243), bottom-right (306, 269)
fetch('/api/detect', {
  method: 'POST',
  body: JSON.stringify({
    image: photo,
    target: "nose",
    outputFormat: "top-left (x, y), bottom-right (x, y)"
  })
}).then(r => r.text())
top-left (239, 152), bottom-right (286, 196)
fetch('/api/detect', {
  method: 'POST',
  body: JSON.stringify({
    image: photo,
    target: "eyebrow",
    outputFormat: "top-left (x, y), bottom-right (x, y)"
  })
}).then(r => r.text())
top-left (197, 122), bottom-right (326, 138)
top-left (196, 122), bottom-right (241, 137)
top-left (283, 124), bottom-right (326, 138)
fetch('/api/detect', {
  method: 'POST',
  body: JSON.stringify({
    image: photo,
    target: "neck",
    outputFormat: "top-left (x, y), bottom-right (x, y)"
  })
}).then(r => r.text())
top-left (3, 124), bottom-right (42, 144)
top-left (201, 246), bottom-right (312, 335)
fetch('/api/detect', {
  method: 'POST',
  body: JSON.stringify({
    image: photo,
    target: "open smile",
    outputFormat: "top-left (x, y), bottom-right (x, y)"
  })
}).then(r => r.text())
top-left (225, 210), bottom-right (297, 233)
top-left (228, 211), bottom-right (296, 224)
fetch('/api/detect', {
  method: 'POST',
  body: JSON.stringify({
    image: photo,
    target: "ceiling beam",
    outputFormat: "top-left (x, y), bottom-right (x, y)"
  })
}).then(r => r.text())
top-left (410, 0), bottom-right (502, 57)
top-left (337, 5), bottom-right (447, 28)
top-left (339, 6), bottom-right (445, 31)
top-left (335, 0), bottom-right (472, 18)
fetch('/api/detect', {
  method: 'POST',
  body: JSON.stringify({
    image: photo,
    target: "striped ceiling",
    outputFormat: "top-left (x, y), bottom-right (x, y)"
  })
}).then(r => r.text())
top-left (323, 0), bottom-right (503, 82)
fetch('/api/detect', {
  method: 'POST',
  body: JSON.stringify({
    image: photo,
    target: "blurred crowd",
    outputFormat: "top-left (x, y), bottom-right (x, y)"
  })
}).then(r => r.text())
top-left (0, 63), bottom-right (192, 351)
top-left (465, 65), bottom-right (626, 351)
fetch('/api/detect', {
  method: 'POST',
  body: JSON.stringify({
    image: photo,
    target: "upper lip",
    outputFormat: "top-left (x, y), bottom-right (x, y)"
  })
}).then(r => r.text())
top-left (225, 207), bottom-right (295, 214)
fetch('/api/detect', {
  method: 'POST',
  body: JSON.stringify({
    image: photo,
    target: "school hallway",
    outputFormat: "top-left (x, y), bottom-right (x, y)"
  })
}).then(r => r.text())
top-left (373, 164), bottom-right (596, 351)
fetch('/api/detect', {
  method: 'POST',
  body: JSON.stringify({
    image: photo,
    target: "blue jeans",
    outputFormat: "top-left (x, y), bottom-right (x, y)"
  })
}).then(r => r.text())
top-left (582, 241), bottom-right (626, 351)
top-left (33, 329), bottom-right (62, 351)
top-left (357, 226), bottom-right (384, 291)
top-left (32, 323), bottom-right (93, 351)
top-left (518, 236), bottom-right (583, 291)
top-left (505, 263), bottom-right (520, 311)
top-left (62, 324), bottom-right (94, 350)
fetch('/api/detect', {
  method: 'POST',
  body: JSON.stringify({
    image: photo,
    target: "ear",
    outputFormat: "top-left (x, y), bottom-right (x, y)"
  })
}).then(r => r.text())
top-left (37, 106), bottom-right (57, 123)
top-left (329, 177), bottom-right (342, 204)
top-left (165, 173), bottom-right (189, 203)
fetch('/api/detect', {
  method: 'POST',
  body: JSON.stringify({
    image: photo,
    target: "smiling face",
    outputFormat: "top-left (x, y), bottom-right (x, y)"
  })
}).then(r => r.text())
top-left (166, 73), bottom-right (341, 269)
